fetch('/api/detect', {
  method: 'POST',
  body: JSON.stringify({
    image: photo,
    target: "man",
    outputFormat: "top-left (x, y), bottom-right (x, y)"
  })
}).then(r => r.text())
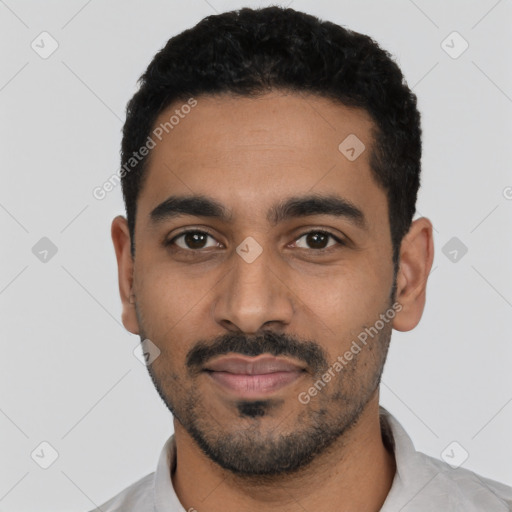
top-left (97, 6), bottom-right (512, 511)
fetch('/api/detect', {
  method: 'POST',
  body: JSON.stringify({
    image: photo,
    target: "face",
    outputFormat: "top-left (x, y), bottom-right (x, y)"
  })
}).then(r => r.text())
top-left (120, 91), bottom-right (400, 476)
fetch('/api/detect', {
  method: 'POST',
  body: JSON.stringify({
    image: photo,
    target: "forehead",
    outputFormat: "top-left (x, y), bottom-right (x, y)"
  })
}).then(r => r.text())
top-left (137, 91), bottom-right (387, 227)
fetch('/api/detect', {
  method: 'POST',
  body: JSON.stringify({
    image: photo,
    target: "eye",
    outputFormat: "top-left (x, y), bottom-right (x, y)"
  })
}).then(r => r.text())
top-left (293, 230), bottom-right (345, 251)
top-left (165, 229), bottom-right (345, 252)
top-left (167, 230), bottom-right (221, 250)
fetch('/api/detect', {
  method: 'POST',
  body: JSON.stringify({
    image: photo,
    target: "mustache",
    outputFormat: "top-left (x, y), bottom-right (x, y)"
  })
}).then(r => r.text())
top-left (186, 330), bottom-right (328, 376)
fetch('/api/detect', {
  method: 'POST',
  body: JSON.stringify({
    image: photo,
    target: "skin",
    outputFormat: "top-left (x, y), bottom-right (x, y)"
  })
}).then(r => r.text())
top-left (112, 91), bottom-right (434, 512)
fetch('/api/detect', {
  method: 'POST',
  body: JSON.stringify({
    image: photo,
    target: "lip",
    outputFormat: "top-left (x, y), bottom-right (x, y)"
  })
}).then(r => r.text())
top-left (204, 354), bottom-right (306, 374)
top-left (204, 355), bottom-right (307, 398)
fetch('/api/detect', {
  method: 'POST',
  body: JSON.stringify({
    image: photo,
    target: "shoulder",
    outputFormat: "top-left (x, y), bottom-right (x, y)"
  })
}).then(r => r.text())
top-left (379, 407), bottom-right (512, 511)
top-left (87, 472), bottom-right (155, 512)
top-left (419, 451), bottom-right (512, 510)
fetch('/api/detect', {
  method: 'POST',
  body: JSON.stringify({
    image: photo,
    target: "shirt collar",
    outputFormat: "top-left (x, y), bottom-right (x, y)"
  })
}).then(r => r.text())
top-left (153, 434), bottom-right (185, 512)
top-left (378, 406), bottom-right (434, 510)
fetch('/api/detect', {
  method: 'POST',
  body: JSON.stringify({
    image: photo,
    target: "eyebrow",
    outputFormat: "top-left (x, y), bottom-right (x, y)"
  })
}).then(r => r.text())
top-left (149, 193), bottom-right (367, 230)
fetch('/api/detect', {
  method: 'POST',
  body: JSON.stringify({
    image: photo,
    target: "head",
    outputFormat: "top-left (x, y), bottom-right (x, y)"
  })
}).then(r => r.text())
top-left (112, 6), bottom-right (434, 477)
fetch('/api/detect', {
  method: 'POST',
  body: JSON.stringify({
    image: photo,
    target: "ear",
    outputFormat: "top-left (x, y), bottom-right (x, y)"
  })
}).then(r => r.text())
top-left (111, 215), bottom-right (140, 335)
top-left (392, 217), bottom-right (434, 332)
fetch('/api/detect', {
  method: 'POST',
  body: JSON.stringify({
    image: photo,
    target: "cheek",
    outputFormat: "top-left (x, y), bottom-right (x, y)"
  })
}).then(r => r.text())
top-left (294, 264), bottom-right (387, 325)
top-left (133, 287), bottom-right (187, 364)
top-left (134, 258), bottom-right (207, 322)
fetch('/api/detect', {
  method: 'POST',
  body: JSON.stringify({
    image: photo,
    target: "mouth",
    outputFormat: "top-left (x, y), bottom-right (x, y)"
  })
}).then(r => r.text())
top-left (203, 354), bottom-right (307, 398)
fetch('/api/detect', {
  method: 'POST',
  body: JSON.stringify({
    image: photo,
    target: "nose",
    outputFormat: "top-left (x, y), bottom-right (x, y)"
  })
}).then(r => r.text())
top-left (212, 241), bottom-right (295, 334)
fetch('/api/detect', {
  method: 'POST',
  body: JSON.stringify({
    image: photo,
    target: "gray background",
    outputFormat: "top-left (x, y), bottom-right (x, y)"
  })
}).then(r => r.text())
top-left (1, 0), bottom-right (511, 510)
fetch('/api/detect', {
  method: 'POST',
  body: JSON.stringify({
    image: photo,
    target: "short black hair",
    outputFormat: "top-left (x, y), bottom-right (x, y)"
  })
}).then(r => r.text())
top-left (121, 6), bottom-right (422, 272)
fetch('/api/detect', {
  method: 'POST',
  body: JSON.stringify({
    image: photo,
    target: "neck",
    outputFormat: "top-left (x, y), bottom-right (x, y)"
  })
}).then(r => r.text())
top-left (171, 396), bottom-right (396, 512)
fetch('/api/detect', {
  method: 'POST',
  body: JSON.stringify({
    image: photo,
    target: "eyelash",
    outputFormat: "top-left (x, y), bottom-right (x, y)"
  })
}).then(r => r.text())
top-left (165, 229), bottom-right (346, 253)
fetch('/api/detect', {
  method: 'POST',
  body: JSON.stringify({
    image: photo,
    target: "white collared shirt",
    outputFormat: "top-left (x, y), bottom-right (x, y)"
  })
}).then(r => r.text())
top-left (90, 407), bottom-right (512, 511)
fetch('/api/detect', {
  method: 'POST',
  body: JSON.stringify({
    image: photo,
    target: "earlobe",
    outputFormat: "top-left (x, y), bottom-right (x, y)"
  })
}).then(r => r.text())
top-left (392, 217), bottom-right (434, 332)
top-left (111, 215), bottom-right (140, 335)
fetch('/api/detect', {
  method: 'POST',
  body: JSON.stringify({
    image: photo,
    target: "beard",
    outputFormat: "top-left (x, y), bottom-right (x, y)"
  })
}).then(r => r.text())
top-left (138, 304), bottom-right (394, 478)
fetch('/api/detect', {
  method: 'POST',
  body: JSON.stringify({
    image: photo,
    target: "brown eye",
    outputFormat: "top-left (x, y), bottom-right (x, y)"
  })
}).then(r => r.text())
top-left (294, 231), bottom-right (343, 250)
top-left (168, 230), bottom-right (219, 250)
